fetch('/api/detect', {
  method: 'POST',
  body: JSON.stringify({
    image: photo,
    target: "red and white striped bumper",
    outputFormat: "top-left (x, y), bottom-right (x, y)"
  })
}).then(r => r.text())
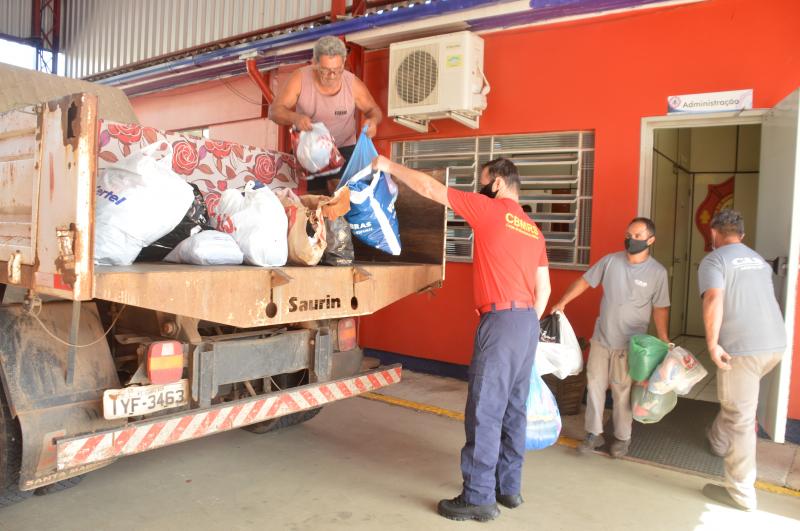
top-left (56, 365), bottom-right (402, 470)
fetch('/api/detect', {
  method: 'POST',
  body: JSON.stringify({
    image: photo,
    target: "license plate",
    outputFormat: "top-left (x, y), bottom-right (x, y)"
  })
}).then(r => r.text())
top-left (103, 380), bottom-right (189, 420)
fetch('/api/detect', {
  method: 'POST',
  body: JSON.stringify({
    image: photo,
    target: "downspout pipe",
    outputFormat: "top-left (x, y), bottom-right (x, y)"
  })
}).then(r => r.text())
top-left (245, 58), bottom-right (274, 104)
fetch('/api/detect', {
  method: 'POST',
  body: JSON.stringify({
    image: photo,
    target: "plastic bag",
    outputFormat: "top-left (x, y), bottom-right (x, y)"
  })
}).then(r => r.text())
top-left (214, 182), bottom-right (288, 267)
top-left (292, 123), bottom-right (345, 178)
top-left (647, 346), bottom-right (709, 396)
top-left (136, 183), bottom-right (210, 261)
top-left (336, 128), bottom-right (401, 256)
top-left (300, 187), bottom-right (354, 266)
top-left (631, 381), bottom-right (677, 424)
top-left (525, 368), bottom-right (562, 450)
top-left (628, 335), bottom-right (670, 382)
top-left (276, 189), bottom-right (327, 266)
top-left (95, 143), bottom-right (196, 266)
top-left (164, 230), bottom-right (243, 265)
top-left (535, 311), bottom-right (584, 379)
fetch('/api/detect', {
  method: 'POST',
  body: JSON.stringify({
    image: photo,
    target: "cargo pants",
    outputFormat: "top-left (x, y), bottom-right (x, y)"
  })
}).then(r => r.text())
top-left (584, 340), bottom-right (633, 441)
top-left (707, 351), bottom-right (782, 510)
top-left (460, 308), bottom-right (539, 505)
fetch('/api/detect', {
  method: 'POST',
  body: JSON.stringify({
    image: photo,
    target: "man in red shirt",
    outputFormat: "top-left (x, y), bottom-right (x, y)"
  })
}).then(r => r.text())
top-left (372, 155), bottom-right (551, 522)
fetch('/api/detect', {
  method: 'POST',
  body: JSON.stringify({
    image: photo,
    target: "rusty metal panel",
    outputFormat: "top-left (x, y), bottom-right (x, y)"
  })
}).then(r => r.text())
top-left (93, 263), bottom-right (443, 328)
top-left (27, 93), bottom-right (98, 300)
top-left (0, 105), bottom-right (40, 268)
top-left (61, 0), bottom-right (346, 79)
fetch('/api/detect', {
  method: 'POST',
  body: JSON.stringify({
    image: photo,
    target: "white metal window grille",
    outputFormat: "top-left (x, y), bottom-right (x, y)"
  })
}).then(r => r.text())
top-left (391, 131), bottom-right (594, 268)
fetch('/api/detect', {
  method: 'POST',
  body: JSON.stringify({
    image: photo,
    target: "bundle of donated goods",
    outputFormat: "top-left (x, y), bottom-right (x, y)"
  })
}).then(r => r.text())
top-left (628, 335), bottom-right (708, 423)
top-left (93, 139), bottom-right (401, 266)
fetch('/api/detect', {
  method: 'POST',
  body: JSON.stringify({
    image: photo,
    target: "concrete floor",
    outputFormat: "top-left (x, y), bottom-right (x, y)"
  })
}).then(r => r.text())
top-left (2, 371), bottom-right (799, 531)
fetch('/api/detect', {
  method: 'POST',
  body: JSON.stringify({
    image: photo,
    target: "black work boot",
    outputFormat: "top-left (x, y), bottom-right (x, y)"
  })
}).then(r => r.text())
top-left (577, 433), bottom-right (605, 455)
top-left (437, 494), bottom-right (500, 521)
top-left (496, 493), bottom-right (524, 509)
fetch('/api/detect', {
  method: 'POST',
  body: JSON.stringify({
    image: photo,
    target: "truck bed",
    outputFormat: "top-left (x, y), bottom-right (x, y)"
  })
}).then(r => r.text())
top-left (0, 93), bottom-right (447, 325)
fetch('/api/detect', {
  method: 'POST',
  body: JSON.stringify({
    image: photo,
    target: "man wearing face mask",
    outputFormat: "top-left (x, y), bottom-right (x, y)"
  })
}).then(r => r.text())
top-left (372, 155), bottom-right (551, 522)
top-left (551, 217), bottom-right (669, 458)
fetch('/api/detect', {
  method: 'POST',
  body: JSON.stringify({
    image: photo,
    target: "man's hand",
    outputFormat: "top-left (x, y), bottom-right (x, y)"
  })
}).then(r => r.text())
top-left (709, 344), bottom-right (732, 371)
top-left (372, 155), bottom-right (392, 173)
top-left (550, 301), bottom-right (566, 314)
top-left (292, 114), bottom-right (313, 132)
top-left (362, 118), bottom-right (378, 138)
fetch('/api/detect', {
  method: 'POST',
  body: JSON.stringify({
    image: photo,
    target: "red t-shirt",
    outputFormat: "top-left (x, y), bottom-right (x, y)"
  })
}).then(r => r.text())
top-left (447, 188), bottom-right (549, 310)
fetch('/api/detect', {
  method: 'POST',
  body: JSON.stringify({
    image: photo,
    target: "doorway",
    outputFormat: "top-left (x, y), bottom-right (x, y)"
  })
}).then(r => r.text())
top-left (639, 91), bottom-right (800, 443)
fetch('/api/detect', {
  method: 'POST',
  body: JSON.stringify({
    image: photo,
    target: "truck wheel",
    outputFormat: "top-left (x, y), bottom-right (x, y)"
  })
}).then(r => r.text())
top-left (242, 407), bottom-right (322, 434)
top-left (34, 474), bottom-right (86, 496)
top-left (0, 383), bottom-right (33, 508)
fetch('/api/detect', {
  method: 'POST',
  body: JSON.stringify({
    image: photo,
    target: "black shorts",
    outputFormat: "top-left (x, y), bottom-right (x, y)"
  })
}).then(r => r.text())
top-left (305, 144), bottom-right (356, 196)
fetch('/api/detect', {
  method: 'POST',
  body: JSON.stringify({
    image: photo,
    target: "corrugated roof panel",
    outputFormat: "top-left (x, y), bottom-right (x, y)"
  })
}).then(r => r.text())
top-left (60, 0), bottom-right (348, 79)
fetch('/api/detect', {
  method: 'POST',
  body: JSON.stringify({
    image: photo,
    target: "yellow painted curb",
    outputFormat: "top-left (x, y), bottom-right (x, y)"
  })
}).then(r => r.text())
top-left (360, 391), bottom-right (800, 498)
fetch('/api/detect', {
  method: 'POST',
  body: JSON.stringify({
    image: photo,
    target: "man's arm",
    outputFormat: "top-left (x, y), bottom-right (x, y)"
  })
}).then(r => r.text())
top-left (534, 266), bottom-right (551, 318)
top-left (652, 306), bottom-right (670, 343)
top-left (550, 277), bottom-right (591, 313)
top-left (373, 155), bottom-right (449, 207)
top-left (702, 288), bottom-right (731, 370)
top-left (268, 70), bottom-right (312, 131)
top-left (353, 77), bottom-right (382, 138)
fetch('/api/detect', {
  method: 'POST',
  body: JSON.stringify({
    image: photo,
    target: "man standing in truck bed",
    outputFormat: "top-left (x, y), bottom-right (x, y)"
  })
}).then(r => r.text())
top-left (372, 155), bottom-right (551, 522)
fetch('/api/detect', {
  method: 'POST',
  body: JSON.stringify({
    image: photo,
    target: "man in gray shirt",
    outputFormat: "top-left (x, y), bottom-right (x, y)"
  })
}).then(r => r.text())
top-left (552, 217), bottom-right (670, 457)
top-left (698, 209), bottom-right (785, 511)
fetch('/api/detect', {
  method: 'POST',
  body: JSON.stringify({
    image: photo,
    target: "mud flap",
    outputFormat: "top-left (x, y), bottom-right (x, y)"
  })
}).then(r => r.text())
top-left (0, 301), bottom-right (125, 490)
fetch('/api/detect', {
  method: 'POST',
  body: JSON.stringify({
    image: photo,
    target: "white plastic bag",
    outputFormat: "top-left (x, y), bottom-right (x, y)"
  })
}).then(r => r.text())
top-left (164, 230), bottom-right (243, 265)
top-left (292, 123), bottom-right (345, 177)
top-left (94, 144), bottom-right (195, 266)
top-left (535, 311), bottom-right (584, 379)
top-left (647, 345), bottom-right (709, 396)
top-left (214, 182), bottom-right (288, 267)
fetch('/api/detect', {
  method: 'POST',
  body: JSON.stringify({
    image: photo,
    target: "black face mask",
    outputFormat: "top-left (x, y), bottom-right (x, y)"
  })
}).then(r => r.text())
top-left (479, 182), bottom-right (497, 199)
top-left (624, 237), bottom-right (650, 255)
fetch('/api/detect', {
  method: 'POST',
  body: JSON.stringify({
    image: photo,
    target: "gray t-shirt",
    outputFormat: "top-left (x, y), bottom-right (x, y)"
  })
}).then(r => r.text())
top-left (583, 252), bottom-right (670, 350)
top-left (698, 243), bottom-right (786, 356)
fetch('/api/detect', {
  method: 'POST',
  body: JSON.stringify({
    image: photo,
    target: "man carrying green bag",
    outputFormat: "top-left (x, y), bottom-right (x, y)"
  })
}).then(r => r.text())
top-left (552, 218), bottom-right (670, 458)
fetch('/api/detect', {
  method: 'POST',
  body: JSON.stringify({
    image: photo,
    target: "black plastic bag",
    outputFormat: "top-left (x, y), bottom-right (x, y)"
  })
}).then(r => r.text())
top-left (136, 183), bottom-right (210, 262)
top-left (539, 313), bottom-right (561, 344)
top-left (322, 217), bottom-right (354, 266)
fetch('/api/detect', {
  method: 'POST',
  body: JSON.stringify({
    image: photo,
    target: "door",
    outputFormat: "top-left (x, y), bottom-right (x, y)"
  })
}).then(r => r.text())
top-left (670, 168), bottom-right (692, 338)
top-left (755, 88), bottom-right (800, 443)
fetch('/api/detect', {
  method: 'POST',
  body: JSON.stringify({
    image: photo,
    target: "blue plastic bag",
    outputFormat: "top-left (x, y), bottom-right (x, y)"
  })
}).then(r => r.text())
top-left (336, 128), bottom-right (401, 255)
top-left (525, 367), bottom-right (562, 451)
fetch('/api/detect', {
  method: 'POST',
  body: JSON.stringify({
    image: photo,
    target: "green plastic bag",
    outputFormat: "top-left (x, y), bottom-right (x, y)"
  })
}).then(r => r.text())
top-left (628, 335), bottom-right (669, 382)
top-left (631, 381), bottom-right (677, 424)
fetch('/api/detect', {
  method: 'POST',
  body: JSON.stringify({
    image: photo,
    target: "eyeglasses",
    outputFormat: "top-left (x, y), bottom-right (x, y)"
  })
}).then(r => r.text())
top-left (317, 66), bottom-right (344, 78)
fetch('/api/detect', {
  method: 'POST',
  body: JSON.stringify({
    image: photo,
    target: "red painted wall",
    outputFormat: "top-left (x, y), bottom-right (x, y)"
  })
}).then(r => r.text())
top-left (357, 0), bottom-right (800, 418)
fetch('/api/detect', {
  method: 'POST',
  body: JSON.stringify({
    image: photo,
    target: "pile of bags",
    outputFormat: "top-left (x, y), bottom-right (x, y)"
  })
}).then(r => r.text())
top-left (526, 311), bottom-right (584, 451)
top-left (94, 129), bottom-right (405, 266)
top-left (628, 335), bottom-right (708, 424)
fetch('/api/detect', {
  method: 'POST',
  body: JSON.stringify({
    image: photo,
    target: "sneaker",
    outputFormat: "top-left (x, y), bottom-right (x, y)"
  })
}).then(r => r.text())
top-left (610, 438), bottom-right (631, 458)
top-left (437, 494), bottom-right (500, 522)
top-left (702, 483), bottom-right (754, 512)
top-left (496, 493), bottom-right (524, 509)
top-left (577, 433), bottom-right (605, 455)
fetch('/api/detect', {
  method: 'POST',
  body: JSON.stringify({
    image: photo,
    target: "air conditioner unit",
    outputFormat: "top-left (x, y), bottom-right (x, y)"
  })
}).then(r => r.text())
top-left (388, 31), bottom-right (489, 133)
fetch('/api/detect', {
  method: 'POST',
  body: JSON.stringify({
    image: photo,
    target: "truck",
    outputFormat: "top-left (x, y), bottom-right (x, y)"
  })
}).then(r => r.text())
top-left (0, 70), bottom-right (446, 507)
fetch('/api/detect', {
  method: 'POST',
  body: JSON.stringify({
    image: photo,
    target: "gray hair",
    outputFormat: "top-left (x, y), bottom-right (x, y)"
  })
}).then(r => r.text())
top-left (710, 208), bottom-right (745, 237)
top-left (313, 36), bottom-right (347, 62)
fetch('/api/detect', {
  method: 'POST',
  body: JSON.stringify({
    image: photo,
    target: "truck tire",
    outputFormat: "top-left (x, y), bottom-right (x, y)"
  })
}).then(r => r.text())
top-left (242, 407), bottom-right (322, 434)
top-left (0, 383), bottom-right (33, 508)
top-left (34, 474), bottom-right (86, 496)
